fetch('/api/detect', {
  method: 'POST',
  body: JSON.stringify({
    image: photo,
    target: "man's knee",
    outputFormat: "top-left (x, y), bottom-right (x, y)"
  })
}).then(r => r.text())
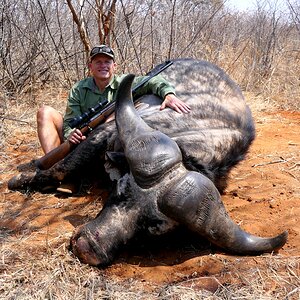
top-left (36, 105), bottom-right (64, 152)
top-left (36, 105), bottom-right (62, 125)
top-left (37, 105), bottom-right (57, 123)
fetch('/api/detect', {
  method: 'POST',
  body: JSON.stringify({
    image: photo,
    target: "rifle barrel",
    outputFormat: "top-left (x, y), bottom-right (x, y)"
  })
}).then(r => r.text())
top-left (37, 60), bottom-right (174, 170)
top-left (69, 60), bottom-right (173, 130)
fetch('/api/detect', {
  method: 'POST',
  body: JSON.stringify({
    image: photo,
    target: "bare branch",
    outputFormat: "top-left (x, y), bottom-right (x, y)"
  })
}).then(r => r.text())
top-left (66, 0), bottom-right (91, 55)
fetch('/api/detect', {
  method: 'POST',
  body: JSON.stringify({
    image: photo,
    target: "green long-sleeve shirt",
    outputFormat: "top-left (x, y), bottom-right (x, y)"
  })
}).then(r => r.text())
top-left (63, 74), bottom-right (176, 139)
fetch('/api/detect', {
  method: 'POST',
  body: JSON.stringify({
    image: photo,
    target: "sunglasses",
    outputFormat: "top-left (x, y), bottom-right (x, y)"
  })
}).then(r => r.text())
top-left (90, 45), bottom-right (114, 58)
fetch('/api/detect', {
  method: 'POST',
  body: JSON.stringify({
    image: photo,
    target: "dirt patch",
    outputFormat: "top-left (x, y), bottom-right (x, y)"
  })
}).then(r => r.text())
top-left (1, 110), bottom-right (299, 298)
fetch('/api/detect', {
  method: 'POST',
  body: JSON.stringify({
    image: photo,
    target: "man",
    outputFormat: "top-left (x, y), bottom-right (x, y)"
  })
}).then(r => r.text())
top-left (37, 45), bottom-right (190, 193)
top-left (37, 45), bottom-right (190, 154)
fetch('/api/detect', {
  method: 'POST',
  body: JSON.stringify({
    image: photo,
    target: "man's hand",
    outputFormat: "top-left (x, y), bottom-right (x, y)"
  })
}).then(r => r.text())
top-left (160, 94), bottom-right (191, 114)
top-left (68, 128), bottom-right (86, 145)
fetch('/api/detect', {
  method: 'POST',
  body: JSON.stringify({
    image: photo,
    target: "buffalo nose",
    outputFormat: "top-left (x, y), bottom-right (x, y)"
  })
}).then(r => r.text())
top-left (70, 228), bottom-right (102, 266)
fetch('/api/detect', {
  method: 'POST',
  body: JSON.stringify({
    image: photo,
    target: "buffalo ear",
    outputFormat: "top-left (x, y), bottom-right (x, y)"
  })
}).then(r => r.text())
top-left (106, 151), bottom-right (127, 165)
top-left (105, 151), bottom-right (129, 180)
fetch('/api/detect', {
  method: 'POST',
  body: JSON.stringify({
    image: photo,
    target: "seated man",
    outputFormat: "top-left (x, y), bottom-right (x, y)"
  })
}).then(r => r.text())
top-left (37, 45), bottom-right (190, 192)
top-left (37, 45), bottom-right (190, 154)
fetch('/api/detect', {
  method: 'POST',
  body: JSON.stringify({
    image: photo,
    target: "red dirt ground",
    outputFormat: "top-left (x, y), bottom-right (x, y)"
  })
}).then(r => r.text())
top-left (1, 110), bottom-right (299, 292)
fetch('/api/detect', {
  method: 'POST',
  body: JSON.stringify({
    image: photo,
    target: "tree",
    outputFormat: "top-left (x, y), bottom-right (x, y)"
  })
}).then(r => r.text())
top-left (66, 0), bottom-right (117, 57)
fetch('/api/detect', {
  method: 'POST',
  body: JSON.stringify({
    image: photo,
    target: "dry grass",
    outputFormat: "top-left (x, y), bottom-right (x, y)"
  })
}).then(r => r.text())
top-left (1, 232), bottom-right (299, 299)
top-left (1, 77), bottom-right (300, 299)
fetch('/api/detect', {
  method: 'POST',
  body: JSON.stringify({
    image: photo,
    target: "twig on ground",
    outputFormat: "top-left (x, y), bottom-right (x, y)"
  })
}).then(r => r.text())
top-left (284, 287), bottom-right (300, 300)
top-left (283, 170), bottom-right (299, 180)
top-left (252, 159), bottom-right (288, 167)
top-left (1, 116), bottom-right (31, 125)
top-left (289, 163), bottom-right (300, 170)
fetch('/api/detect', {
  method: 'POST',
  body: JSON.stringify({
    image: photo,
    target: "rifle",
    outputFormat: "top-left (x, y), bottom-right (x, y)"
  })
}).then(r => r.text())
top-left (34, 60), bottom-right (173, 170)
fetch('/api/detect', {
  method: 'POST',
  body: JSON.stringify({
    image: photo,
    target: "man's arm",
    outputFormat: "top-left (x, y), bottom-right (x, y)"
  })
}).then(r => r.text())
top-left (133, 74), bottom-right (190, 114)
top-left (63, 86), bottom-right (82, 140)
top-left (60, 83), bottom-right (89, 145)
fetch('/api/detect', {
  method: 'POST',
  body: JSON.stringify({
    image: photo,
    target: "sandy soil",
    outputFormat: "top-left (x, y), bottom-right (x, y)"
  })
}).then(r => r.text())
top-left (1, 109), bottom-right (299, 294)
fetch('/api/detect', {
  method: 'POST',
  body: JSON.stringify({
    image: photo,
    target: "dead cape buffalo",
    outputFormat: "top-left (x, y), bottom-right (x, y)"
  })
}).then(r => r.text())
top-left (8, 58), bottom-right (288, 266)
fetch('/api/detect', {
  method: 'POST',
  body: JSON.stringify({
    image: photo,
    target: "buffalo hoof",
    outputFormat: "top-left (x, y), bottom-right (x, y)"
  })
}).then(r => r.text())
top-left (7, 172), bottom-right (36, 191)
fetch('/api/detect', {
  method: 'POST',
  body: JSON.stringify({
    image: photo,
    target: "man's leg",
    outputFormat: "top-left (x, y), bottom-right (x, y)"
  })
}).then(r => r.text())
top-left (37, 106), bottom-right (80, 194)
top-left (37, 105), bottom-right (64, 154)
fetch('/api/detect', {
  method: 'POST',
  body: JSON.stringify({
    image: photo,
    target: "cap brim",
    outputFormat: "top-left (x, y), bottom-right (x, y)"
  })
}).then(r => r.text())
top-left (90, 52), bottom-right (114, 60)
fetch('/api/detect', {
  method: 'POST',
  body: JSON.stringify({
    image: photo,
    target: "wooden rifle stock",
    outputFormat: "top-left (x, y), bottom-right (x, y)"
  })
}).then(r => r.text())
top-left (35, 103), bottom-right (116, 170)
top-left (36, 140), bottom-right (75, 170)
top-left (33, 60), bottom-right (173, 170)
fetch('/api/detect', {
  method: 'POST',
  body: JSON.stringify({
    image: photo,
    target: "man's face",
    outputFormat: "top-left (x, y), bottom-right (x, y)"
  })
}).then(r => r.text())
top-left (89, 54), bottom-right (116, 81)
